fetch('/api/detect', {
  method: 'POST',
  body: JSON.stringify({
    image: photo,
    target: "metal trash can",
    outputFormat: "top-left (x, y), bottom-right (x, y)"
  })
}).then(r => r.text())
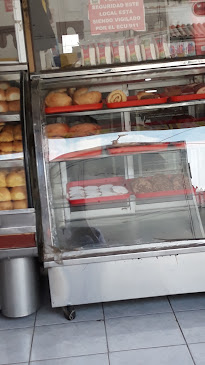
top-left (0, 257), bottom-right (39, 318)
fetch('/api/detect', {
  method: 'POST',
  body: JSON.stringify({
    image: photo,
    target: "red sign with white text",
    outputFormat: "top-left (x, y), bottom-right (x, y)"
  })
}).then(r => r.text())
top-left (4, 0), bottom-right (13, 12)
top-left (88, 0), bottom-right (145, 35)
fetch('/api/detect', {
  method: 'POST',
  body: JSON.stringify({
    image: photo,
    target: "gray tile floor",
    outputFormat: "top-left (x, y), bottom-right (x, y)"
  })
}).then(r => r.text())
top-left (1, 281), bottom-right (205, 364)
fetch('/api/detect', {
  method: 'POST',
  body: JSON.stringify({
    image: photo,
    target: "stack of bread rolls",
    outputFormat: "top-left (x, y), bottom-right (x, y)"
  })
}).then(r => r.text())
top-left (0, 124), bottom-right (23, 155)
top-left (45, 87), bottom-right (102, 107)
top-left (0, 169), bottom-right (27, 210)
top-left (0, 82), bottom-right (20, 112)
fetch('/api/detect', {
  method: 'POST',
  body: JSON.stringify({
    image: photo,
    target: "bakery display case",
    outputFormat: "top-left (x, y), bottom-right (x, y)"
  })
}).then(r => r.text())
top-left (32, 58), bottom-right (205, 318)
top-left (0, 71), bottom-right (35, 252)
top-left (0, 70), bottom-right (38, 318)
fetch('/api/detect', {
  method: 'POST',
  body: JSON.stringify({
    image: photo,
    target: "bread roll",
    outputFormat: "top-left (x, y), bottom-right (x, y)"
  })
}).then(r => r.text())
top-left (73, 91), bottom-right (102, 105)
top-left (0, 201), bottom-right (13, 210)
top-left (10, 186), bottom-right (27, 200)
top-left (13, 199), bottom-right (28, 209)
top-left (45, 92), bottom-right (72, 107)
top-left (45, 123), bottom-right (70, 138)
top-left (0, 142), bottom-right (13, 153)
top-left (6, 170), bottom-right (26, 187)
top-left (13, 141), bottom-right (23, 152)
top-left (69, 123), bottom-right (101, 137)
top-left (0, 171), bottom-right (7, 187)
top-left (0, 125), bottom-right (14, 142)
top-left (0, 82), bottom-right (10, 90)
top-left (8, 100), bottom-right (20, 112)
top-left (0, 101), bottom-right (8, 113)
top-left (6, 87), bottom-right (20, 101)
top-left (0, 187), bottom-right (11, 201)
top-left (13, 124), bottom-right (22, 140)
top-left (0, 89), bottom-right (6, 101)
top-left (73, 88), bottom-right (88, 98)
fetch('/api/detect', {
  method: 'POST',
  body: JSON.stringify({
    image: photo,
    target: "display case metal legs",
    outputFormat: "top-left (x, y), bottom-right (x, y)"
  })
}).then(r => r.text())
top-left (0, 257), bottom-right (39, 318)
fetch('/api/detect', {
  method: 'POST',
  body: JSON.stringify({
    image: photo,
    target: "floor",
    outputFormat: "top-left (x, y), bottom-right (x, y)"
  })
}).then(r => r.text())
top-left (1, 281), bottom-right (205, 364)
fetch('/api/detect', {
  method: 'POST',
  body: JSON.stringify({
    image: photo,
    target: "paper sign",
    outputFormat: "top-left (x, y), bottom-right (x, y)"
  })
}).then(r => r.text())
top-left (4, 0), bottom-right (13, 12)
top-left (88, 0), bottom-right (145, 35)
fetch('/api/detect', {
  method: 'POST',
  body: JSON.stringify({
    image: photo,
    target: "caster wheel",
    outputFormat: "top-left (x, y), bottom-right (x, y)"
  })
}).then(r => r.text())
top-left (62, 305), bottom-right (76, 321)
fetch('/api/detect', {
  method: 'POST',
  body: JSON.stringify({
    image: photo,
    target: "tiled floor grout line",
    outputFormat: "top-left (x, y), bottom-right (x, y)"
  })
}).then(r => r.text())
top-left (102, 303), bottom-right (111, 365)
top-left (28, 310), bottom-right (37, 365)
top-left (167, 296), bottom-right (196, 365)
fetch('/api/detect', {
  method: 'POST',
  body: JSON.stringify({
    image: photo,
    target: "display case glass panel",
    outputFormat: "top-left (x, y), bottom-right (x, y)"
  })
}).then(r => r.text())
top-left (35, 69), bottom-right (205, 255)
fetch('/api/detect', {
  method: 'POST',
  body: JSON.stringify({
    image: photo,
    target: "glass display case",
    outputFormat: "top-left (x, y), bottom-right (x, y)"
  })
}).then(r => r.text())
top-left (32, 60), bottom-right (205, 317)
top-left (28, 0), bottom-right (205, 71)
top-left (0, 70), bottom-right (35, 253)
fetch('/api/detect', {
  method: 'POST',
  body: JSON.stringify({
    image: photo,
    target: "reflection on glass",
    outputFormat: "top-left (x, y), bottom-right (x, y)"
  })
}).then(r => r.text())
top-left (29, 0), bottom-right (205, 70)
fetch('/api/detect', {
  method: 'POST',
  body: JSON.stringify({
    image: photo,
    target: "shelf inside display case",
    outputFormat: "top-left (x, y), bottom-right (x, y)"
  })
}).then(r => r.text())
top-left (45, 99), bottom-right (205, 117)
top-left (0, 114), bottom-right (20, 122)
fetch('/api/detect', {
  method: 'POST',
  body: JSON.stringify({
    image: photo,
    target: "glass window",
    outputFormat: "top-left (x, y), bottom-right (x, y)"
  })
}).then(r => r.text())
top-left (29, 0), bottom-right (205, 70)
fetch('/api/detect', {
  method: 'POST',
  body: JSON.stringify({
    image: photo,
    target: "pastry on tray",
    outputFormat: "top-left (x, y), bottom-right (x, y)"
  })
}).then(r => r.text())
top-left (45, 123), bottom-right (70, 138)
top-left (107, 90), bottom-right (127, 103)
top-left (136, 91), bottom-right (160, 100)
top-left (73, 88), bottom-right (102, 105)
top-left (69, 122), bottom-right (101, 137)
top-left (45, 91), bottom-right (72, 107)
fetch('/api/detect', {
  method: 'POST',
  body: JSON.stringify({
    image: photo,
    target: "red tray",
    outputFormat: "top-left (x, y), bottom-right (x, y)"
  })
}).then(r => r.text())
top-left (45, 103), bottom-right (103, 114)
top-left (51, 148), bottom-right (102, 162)
top-left (67, 177), bottom-right (130, 205)
top-left (106, 96), bottom-right (168, 109)
top-left (170, 93), bottom-right (205, 102)
top-left (129, 177), bottom-right (193, 199)
top-left (108, 143), bottom-right (169, 155)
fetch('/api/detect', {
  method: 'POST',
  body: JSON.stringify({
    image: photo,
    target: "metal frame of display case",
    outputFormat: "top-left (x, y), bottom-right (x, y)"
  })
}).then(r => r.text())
top-left (32, 58), bottom-right (205, 318)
